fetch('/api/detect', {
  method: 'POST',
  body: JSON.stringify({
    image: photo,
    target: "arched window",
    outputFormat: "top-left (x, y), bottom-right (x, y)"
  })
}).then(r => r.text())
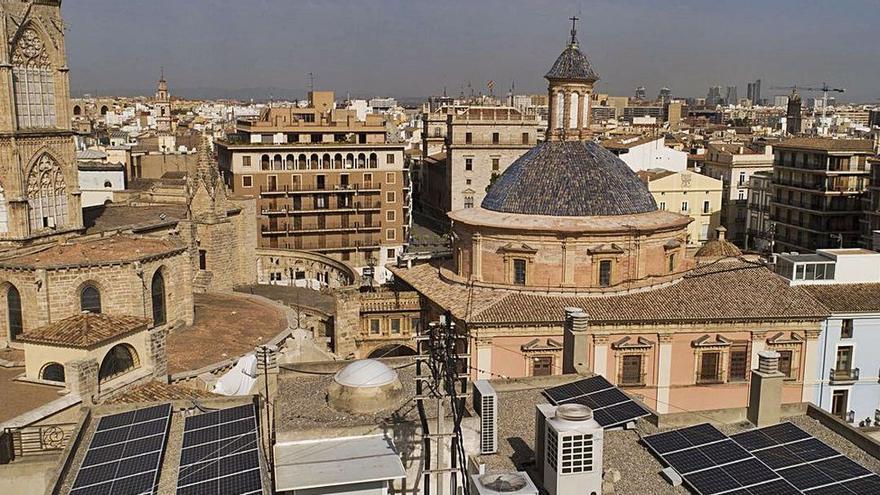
top-left (310, 154), bottom-right (319, 170)
top-left (261, 154), bottom-right (270, 171)
top-left (346, 154), bottom-right (354, 169)
top-left (73, 105), bottom-right (81, 116)
top-left (286, 154), bottom-right (295, 170)
top-left (369, 153), bottom-right (377, 168)
top-left (98, 344), bottom-right (138, 382)
top-left (80, 285), bottom-right (101, 313)
top-left (41, 362), bottom-right (64, 382)
top-left (0, 181), bottom-right (8, 233)
top-left (151, 270), bottom-right (166, 325)
top-left (298, 154), bottom-right (307, 170)
top-left (334, 154), bottom-right (343, 169)
top-left (7, 285), bottom-right (22, 341)
top-left (103, 180), bottom-right (112, 188)
top-left (26, 153), bottom-right (68, 231)
top-left (357, 154), bottom-right (366, 169)
top-left (100, 105), bottom-right (108, 116)
top-left (273, 154), bottom-right (283, 170)
top-left (322, 154), bottom-right (331, 169)
top-left (12, 28), bottom-right (56, 128)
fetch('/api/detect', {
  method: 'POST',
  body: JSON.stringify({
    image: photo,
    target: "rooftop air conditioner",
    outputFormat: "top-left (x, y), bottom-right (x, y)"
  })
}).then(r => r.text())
top-left (473, 380), bottom-right (498, 455)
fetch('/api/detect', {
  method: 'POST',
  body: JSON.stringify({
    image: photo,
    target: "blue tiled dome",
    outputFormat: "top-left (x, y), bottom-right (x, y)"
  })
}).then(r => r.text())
top-left (482, 141), bottom-right (657, 217)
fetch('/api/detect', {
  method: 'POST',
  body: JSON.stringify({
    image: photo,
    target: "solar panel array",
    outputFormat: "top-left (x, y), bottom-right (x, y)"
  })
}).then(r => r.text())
top-left (543, 375), bottom-right (651, 428)
top-left (176, 403), bottom-right (263, 495)
top-left (71, 403), bottom-right (172, 495)
top-left (731, 422), bottom-right (880, 494)
top-left (643, 422), bottom-right (880, 495)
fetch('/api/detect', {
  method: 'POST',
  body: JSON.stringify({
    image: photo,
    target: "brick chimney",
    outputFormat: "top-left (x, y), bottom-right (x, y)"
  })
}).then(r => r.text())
top-left (562, 307), bottom-right (590, 374)
top-left (747, 350), bottom-right (784, 427)
top-left (65, 357), bottom-right (99, 405)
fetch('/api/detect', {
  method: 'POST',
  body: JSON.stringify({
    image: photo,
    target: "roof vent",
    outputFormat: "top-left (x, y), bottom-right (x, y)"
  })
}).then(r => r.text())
top-left (479, 473), bottom-right (528, 492)
top-left (757, 350), bottom-right (781, 374)
top-left (555, 403), bottom-right (592, 421)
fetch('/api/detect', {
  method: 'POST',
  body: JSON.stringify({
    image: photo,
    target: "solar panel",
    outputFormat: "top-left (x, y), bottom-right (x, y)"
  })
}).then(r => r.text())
top-left (70, 403), bottom-right (172, 495)
top-left (176, 403), bottom-right (263, 495)
top-left (542, 375), bottom-right (650, 428)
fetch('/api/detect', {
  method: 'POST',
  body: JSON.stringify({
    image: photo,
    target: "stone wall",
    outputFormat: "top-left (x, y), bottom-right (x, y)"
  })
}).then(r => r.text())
top-left (256, 248), bottom-right (357, 288)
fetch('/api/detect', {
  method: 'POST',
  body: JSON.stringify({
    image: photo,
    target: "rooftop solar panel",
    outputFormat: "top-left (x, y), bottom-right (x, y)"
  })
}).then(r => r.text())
top-left (542, 375), bottom-right (650, 428)
top-left (70, 403), bottom-right (172, 495)
top-left (176, 402), bottom-right (263, 495)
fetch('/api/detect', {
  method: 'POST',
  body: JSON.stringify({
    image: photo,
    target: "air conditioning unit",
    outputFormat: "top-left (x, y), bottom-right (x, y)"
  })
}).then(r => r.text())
top-left (470, 472), bottom-right (538, 495)
top-left (473, 380), bottom-right (498, 455)
top-left (539, 403), bottom-right (604, 495)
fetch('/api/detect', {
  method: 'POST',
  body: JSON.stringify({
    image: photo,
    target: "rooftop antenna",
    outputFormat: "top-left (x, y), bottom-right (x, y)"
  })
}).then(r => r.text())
top-left (160, 65), bottom-right (165, 81)
top-left (308, 72), bottom-right (314, 93)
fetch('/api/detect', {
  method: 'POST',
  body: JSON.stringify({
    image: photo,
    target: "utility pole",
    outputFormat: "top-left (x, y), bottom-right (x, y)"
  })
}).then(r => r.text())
top-left (415, 314), bottom-right (470, 495)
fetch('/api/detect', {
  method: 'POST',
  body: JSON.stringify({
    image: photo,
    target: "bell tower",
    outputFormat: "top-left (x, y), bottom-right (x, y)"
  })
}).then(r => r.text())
top-left (545, 17), bottom-right (599, 142)
top-left (155, 67), bottom-right (175, 151)
top-left (0, 0), bottom-right (83, 247)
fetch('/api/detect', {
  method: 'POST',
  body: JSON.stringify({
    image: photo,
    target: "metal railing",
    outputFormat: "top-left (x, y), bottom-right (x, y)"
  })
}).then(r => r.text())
top-left (259, 182), bottom-right (382, 194)
top-left (829, 367), bottom-right (859, 382)
top-left (2, 423), bottom-right (77, 462)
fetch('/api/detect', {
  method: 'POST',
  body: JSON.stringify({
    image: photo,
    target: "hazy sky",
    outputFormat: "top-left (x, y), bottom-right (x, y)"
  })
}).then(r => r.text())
top-left (64, 0), bottom-right (880, 102)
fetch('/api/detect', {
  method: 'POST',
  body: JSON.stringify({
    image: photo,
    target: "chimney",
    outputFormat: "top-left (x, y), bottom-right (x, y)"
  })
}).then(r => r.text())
top-left (562, 307), bottom-right (589, 374)
top-left (747, 351), bottom-right (784, 427)
top-left (65, 357), bottom-right (99, 405)
top-left (716, 226), bottom-right (727, 241)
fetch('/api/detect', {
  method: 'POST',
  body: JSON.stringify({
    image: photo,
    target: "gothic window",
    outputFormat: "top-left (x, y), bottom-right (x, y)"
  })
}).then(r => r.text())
top-left (7, 285), bottom-right (23, 341)
top-left (98, 344), bottom-right (138, 382)
top-left (26, 154), bottom-right (69, 231)
top-left (41, 362), bottom-right (65, 382)
top-left (0, 182), bottom-right (8, 233)
top-left (12, 28), bottom-right (56, 128)
top-left (80, 285), bottom-right (101, 313)
top-left (151, 270), bottom-right (166, 325)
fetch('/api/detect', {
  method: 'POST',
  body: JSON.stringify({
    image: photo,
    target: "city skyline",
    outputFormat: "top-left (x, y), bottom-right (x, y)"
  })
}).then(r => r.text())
top-left (64, 0), bottom-right (880, 102)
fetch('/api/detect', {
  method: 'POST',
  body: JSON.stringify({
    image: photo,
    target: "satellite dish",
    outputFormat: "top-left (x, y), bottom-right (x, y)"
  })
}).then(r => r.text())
top-left (479, 473), bottom-right (527, 492)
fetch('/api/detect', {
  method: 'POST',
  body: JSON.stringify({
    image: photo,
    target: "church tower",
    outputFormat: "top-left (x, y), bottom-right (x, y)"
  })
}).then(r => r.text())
top-left (155, 68), bottom-right (175, 151)
top-left (545, 17), bottom-right (599, 142)
top-left (0, 0), bottom-right (82, 246)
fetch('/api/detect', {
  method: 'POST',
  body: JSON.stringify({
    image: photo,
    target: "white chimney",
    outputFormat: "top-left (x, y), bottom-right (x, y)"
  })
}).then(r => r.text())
top-left (538, 403), bottom-right (604, 495)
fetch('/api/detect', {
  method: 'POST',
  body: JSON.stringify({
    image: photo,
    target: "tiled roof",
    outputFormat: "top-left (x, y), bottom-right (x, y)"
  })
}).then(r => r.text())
top-left (391, 260), bottom-right (827, 326)
top-left (482, 141), bottom-right (657, 217)
top-left (802, 283), bottom-right (880, 314)
top-left (774, 137), bottom-right (874, 153)
top-left (0, 235), bottom-right (184, 268)
top-left (545, 43), bottom-right (599, 82)
top-left (694, 239), bottom-right (742, 258)
top-left (104, 381), bottom-right (219, 405)
top-left (18, 313), bottom-right (149, 347)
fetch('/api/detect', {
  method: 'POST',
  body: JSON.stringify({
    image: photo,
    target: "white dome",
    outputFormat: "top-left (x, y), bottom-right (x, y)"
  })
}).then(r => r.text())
top-left (334, 359), bottom-right (398, 388)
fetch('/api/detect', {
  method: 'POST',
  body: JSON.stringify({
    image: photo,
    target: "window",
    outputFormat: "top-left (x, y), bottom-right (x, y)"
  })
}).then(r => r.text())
top-left (386, 154), bottom-right (395, 164)
top-left (80, 285), bottom-right (101, 314)
top-left (729, 345), bottom-right (749, 382)
top-left (492, 132), bottom-right (499, 144)
top-left (242, 176), bottom-right (252, 187)
top-left (99, 344), bottom-right (138, 382)
top-left (386, 210), bottom-right (396, 222)
top-left (533, 357), bottom-right (553, 376)
top-left (41, 363), bottom-right (64, 382)
top-left (513, 259), bottom-right (527, 285)
top-left (466, 179), bottom-right (472, 185)
top-left (681, 201), bottom-right (689, 212)
top-left (777, 350), bottom-right (794, 379)
top-left (464, 195), bottom-right (474, 208)
top-left (658, 201), bottom-right (666, 211)
top-left (492, 158), bottom-right (500, 171)
top-left (522, 132), bottom-right (530, 145)
top-left (386, 191), bottom-right (396, 203)
top-left (599, 260), bottom-right (613, 287)
top-left (12, 28), bottom-right (56, 128)
top-left (831, 389), bottom-right (849, 419)
top-left (698, 352), bottom-right (721, 383)
top-left (386, 228), bottom-right (396, 241)
top-left (363, 173), bottom-right (373, 185)
top-left (103, 181), bottom-right (112, 188)
top-left (411, 317), bottom-right (421, 333)
top-left (841, 319), bottom-right (853, 339)
top-left (198, 249), bottom-right (207, 270)
top-left (370, 319), bottom-right (380, 334)
top-left (702, 200), bottom-right (710, 214)
top-left (465, 132), bottom-right (473, 144)
top-left (465, 158), bottom-right (473, 171)
top-left (667, 254), bottom-right (676, 273)
top-left (151, 270), bottom-right (166, 326)
top-left (7, 285), bottom-right (22, 341)
top-left (835, 346), bottom-right (853, 373)
top-left (386, 172), bottom-right (396, 184)
top-left (261, 155), bottom-right (270, 170)
top-left (387, 248), bottom-right (396, 259)
top-left (390, 318), bottom-right (401, 334)
top-left (27, 154), bottom-right (68, 230)
top-left (739, 172), bottom-right (746, 185)
top-left (620, 355), bottom-right (643, 386)
top-left (738, 190), bottom-right (745, 201)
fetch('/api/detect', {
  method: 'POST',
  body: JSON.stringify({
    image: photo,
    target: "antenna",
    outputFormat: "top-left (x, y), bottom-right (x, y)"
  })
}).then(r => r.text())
top-left (308, 72), bottom-right (314, 93)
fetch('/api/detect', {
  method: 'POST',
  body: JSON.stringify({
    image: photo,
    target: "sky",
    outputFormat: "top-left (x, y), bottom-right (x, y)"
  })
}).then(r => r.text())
top-left (63, 0), bottom-right (880, 103)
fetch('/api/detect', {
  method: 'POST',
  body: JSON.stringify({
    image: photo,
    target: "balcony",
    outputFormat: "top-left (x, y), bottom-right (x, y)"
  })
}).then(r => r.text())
top-left (279, 236), bottom-right (382, 251)
top-left (260, 221), bottom-right (381, 235)
top-left (259, 182), bottom-right (382, 195)
top-left (829, 367), bottom-right (859, 383)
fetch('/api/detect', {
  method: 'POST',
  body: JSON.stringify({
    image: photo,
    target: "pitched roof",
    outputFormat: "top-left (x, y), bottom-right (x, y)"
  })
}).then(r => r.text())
top-left (0, 235), bottom-right (184, 268)
top-left (481, 141), bottom-right (657, 217)
top-left (545, 42), bottom-right (599, 82)
top-left (18, 313), bottom-right (149, 347)
top-left (104, 381), bottom-right (220, 405)
top-left (774, 137), bottom-right (874, 153)
top-left (694, 239), bottom-right (743, 258)
top-left (390, 260), bottom-right (827, 326)
top-left (802, 283), bottom-right (880, 314)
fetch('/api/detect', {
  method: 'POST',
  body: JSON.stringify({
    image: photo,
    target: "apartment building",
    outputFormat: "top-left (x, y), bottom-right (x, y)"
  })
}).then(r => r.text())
top-left (701, 142), bottom-right (774, 245)
top-left (771, 137), bottom-right (874, 252)
top-left (638, 169), bottom-right (723, 244)
top-left (420, 105), bottom-right (540, 221)
top-left (216, 91), bottom-right (408, 278)
top-left (744, 170), bottom-right (773, 253)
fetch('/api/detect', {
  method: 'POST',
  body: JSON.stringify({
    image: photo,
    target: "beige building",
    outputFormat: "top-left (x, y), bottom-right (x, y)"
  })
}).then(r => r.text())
top-left (638, 169), bottom-right (723, 244)
top-left (701, 142), bottom-right (774, 246)
top-left (216, 91), bottom-right (408, 278)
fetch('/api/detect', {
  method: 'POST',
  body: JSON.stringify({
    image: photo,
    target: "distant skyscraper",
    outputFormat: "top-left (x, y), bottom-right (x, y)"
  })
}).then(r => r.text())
top-left (635, 86), bottom-right (647, 100)
top-left (725, 86), bottom-right (738, 106)
top-left (786, 89), bottom-right (802, 135)
top-left (774, 95), bottom-right (790, 107)
top-left (747, 79), bottom-right (762, 105)
top-left (706, 86), bottom-right (722, 106)
top-left (658, 87), bottom-right (671, 103)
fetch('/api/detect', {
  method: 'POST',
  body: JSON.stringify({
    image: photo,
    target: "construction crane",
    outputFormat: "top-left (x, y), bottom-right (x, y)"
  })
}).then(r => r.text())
top-left (771, 83), bottom-right (845, 133)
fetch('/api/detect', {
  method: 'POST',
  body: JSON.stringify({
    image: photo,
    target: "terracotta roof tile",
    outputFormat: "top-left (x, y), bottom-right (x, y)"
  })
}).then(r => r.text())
top-left (774, 137), bottom-right (874, 153)
top-left (18, 313), bottom-right (149, 347)
top-left (0, 235), bottom-right (184, 268)
top-left (694, 239), bottom-right (743, 258)
top-left (104, 381), bottom-right (219, 405)
top-left (802, 283), bottom-right (880, 314)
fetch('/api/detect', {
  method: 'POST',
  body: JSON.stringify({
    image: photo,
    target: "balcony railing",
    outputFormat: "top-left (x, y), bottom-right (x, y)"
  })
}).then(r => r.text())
top-left (829, 367), bottom-right (859, 383)
top-left (259, 182), bottom-right (382, 194)
top-left (2, 423), bottom-right (77, 462)
top-left (618, 372), bottom-right (646, 387)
